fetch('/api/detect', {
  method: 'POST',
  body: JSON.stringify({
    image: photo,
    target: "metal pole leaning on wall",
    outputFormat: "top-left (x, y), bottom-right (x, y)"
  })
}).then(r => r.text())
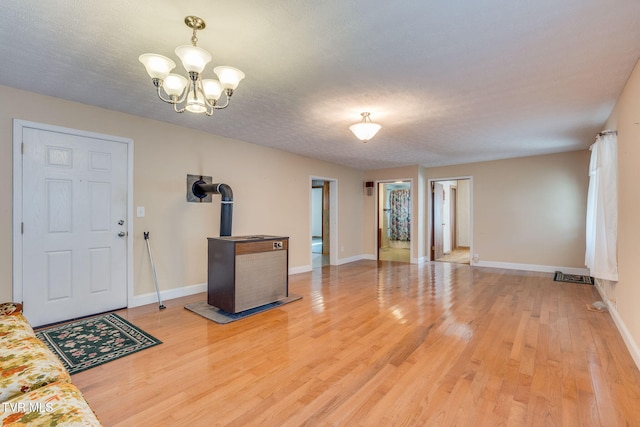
top-left (144, 231), bottom-right (166, 310)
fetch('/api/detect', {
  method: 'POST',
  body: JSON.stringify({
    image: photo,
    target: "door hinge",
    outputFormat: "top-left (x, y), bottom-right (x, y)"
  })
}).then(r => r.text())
top-left (21, 222), bottom-right (24, 235)
top-left (21, 142), bottom-right (24, 154)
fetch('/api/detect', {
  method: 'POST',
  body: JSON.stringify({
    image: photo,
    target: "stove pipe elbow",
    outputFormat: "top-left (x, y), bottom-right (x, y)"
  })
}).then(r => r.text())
top-left (192, 181), bottom-right (234, 236)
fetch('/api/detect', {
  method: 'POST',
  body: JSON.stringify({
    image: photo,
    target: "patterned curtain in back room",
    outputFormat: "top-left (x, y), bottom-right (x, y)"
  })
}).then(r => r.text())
top-left (389, 189), bottom-right (410, 241)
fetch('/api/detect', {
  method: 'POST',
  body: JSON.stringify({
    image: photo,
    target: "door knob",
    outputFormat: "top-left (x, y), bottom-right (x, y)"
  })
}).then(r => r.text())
top-left (118, 231), bottom-right (126, 237)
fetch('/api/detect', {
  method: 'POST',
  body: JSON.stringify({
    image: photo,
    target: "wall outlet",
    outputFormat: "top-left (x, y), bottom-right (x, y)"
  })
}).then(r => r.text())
top-left (136, 206), bottom-right (145, 218)
top-left (273, 241), bottom-right (283, 250)
top-left (473, 253), bottom-right (479, 263)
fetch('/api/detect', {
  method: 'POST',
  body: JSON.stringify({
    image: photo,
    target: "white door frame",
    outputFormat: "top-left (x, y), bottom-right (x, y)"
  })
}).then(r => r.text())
top-left (427, 176), bottom-right (474, 263)
top-left (12, 119), bottom-right (134, 307)
top-left (375, 178), bottom-right (414, 263)
top-left (309, 176), bottom-right (338, 267)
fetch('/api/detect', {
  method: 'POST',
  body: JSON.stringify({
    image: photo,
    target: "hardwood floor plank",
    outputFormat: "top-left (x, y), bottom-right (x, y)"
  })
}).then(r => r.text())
top-left (69, 261), bottom-right (640, 426)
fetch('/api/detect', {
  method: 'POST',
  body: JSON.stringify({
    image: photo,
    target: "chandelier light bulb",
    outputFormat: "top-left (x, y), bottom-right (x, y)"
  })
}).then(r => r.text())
top-left (139, 54), bottom-right (175, 80)
top-left (163, 74), bottom-right (189, 97)
top-left (214, 66), bottom-right (246, 90)
top-left (202, 79), bottom-right (223, 101)
top-left (175, 45), bottom-right (212, 74)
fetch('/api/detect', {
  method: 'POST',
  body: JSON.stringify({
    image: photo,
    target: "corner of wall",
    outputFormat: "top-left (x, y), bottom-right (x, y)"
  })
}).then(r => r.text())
top-left (594, 281), bottom-right (640, 372)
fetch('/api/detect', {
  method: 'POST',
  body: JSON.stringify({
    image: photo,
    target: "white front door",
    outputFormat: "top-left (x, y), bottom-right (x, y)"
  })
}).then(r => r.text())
top-left (19, 125), bottom-right (129, 326)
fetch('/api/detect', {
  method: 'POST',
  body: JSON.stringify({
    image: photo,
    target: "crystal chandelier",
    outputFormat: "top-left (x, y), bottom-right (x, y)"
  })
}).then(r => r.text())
top-left (139, 16), bottom-right (245, 116)
top-left (349, 112), bottom-right (381, 142)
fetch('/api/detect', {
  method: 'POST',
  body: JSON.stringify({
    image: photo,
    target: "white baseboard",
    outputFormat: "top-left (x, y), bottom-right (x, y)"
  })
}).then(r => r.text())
top-left (472, 260), bottom-right (589, 275)
top-left (131, 256), bottom-right (374, 302)
top-left (297, 257), bottom-right (589, 275)
top-left (339, 254), bottom-right (373, 264)
top-left (128, 282), bottom-right (206, 308)
top-left (358, 254), bottom-right (426, 264)
top-left (594, 282), bottom-right (640, 372)
top-left (290, 254), bottom-right (376, 275)
top-left (289, 265), bottom-right (312, 275)
top-left (358, 254), bottom-right (427, 264)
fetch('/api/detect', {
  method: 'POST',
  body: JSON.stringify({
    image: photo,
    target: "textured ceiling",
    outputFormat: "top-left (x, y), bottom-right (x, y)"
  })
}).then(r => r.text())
top-left (1, 1), bottom-right (639, 170)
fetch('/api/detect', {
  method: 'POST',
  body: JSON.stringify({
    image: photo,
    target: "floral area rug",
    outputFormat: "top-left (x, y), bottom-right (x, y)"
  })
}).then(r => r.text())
top-left (35, 313), bottom-right (161, 375)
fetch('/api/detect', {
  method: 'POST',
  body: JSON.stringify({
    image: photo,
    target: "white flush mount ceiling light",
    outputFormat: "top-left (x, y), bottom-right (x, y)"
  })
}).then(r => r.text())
top-left (349, 112), bottom-right (381, 142)
top-left (139, 16), bottom-right (245, 116)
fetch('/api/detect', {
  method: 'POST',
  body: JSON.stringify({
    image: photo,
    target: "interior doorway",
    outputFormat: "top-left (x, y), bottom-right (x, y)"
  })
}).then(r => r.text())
top-left (378, 181), bottom-right (411, 263)
top-left (431, 178), bottom-right (471, 265)
top-left (311, 179), bottom-right (331, 269)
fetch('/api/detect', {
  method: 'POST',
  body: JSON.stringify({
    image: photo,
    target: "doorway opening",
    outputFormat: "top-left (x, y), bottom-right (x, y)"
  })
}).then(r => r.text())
top-left (311, 179), bottom-right (332, 269)
top-left (431, 178), bottom-right (471, 264)
top-left (378, 181), bottom-right (411, 263)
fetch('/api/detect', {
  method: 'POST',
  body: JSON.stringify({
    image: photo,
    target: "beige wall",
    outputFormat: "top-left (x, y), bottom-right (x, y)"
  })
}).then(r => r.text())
top-left (603, 58), bottom-right (640, 352)
top-left (0, 85), bottom-right (364, 302)
top-left (361, 153), bottom-right (589, 268)
top-left (426, 151), bottom-right (590, 268)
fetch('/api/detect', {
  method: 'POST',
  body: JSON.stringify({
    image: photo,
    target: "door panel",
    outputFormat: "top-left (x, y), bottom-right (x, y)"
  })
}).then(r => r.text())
top-left (46, 251), bottom-right (72, 300)
top-left (90, 182), bottom-right (112, 231)
top-left (22, 127), bottom-right (128, 326)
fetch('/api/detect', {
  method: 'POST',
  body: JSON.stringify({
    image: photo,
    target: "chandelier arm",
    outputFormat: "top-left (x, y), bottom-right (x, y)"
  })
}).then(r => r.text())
top-left (213, 98), bottom-right (230, 110)
top-left (174, 103), bottom-right (186, 113)
top-left (175, 89), bottom-right (189, 104)
top-left (213, 89), bottom-right (233, 110)
top-left (155, 86), bottom-right (178, 104)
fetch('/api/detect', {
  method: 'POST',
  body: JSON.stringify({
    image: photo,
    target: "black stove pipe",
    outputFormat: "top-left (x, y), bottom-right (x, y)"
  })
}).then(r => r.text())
top-left (192, 181), bottom-right (233, 236)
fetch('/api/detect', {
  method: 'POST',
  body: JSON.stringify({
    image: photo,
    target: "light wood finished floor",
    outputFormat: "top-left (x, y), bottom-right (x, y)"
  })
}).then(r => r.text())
top-left (436, 247), bottom-right (471, 265)
top-left (73, 261), bottom-right (640, 426)
top-left (379, 247), bottom-right (410, 262)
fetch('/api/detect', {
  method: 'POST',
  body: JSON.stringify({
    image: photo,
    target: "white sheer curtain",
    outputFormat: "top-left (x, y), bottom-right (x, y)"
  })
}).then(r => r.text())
top-left (585, 131), bottom-right (618, 281)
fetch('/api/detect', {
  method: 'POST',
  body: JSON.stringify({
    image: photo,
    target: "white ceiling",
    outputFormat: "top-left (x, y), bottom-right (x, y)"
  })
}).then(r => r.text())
top-left (2, 1), bottom-right (639, 170)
